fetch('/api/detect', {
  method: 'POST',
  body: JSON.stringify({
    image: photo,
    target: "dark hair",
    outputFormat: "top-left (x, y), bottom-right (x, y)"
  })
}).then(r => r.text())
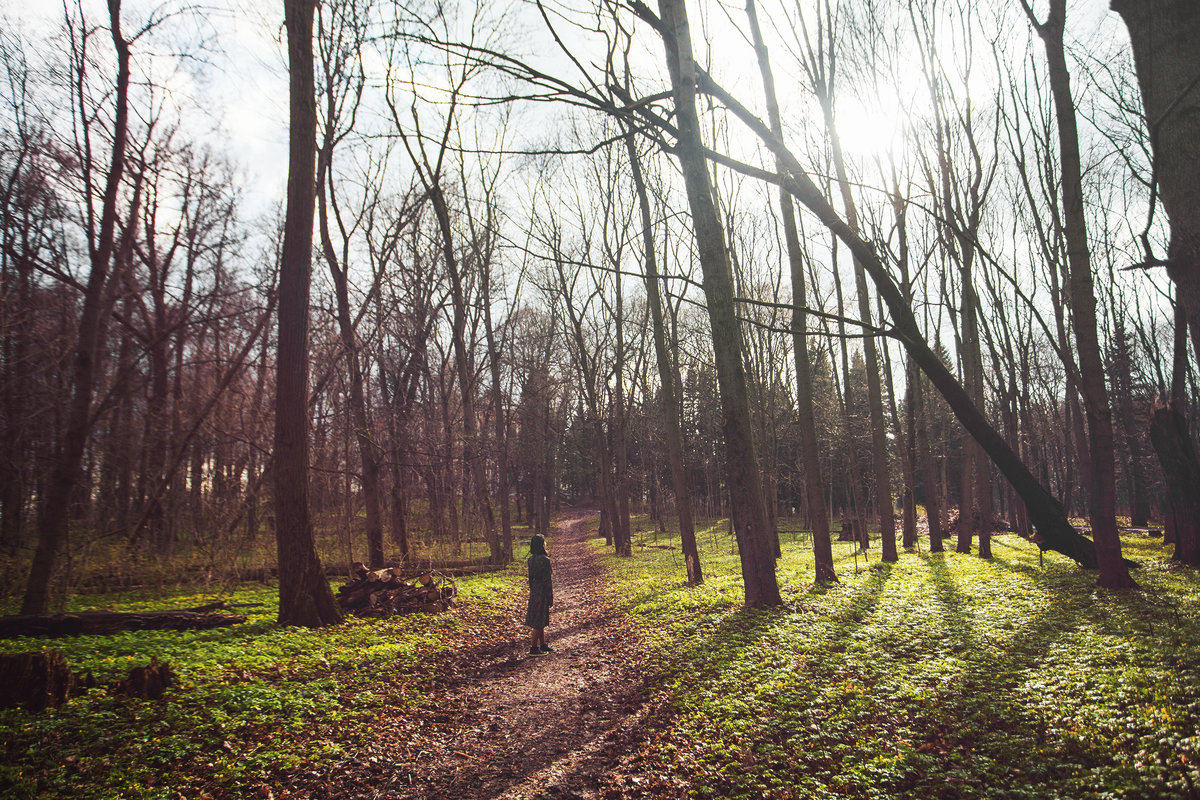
top-left (529, 534), bottom-right (547, 556)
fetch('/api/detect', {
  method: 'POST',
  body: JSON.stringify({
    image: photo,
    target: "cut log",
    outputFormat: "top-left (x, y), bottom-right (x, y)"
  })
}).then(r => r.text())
top-left (0, 650), bottom-right (74, 711)
top-left (336, 570), bottom-right (457, 617)
top-left (0, 610), bottom-right (247, 639)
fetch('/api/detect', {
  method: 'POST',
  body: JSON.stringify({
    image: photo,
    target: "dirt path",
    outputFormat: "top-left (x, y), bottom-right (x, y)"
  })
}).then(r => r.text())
top-left (293, 513), bottom-right (648, 800)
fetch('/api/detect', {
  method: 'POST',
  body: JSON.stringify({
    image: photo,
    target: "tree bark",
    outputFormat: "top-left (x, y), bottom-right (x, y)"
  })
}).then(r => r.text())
top-left (1026, 0), bottom-right (1132, 587)
top-left (656, 0), bottom-right (781, 606)
top-left (275, 0), bottom-right (343, 628)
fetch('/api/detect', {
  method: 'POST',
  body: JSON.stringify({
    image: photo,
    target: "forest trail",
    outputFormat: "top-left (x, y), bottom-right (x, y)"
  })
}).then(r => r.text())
top-left (294, 512), bottom-right (648, 800)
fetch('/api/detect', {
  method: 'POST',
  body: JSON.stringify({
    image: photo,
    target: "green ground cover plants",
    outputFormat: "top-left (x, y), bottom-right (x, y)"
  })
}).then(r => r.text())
top-left (596, 519), bottom-right (1200, 799)
top-left (0, 565), bottom-right (526, 800)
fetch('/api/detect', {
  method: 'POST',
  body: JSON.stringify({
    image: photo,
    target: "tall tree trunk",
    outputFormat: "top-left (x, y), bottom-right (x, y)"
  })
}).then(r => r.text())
top-left (913, 367), bottom-right (944, 552)
top-left (880, 319), bottom-right (917, 551)
top-left (655, 0), bottom-right (781, 606)
top-left (1025, 0), bottom-right (1133, 587)
top-left (1111, 0), bottom-right (1200, 360)
top-left (957, 264), bottom-right (989, 556)
top-left (887, 185), bottom-right (920, 551)
top-left (481, 258), bottom-right (513, 562)
top-left (1112, 0), bottom-right (1200, 548)
top-left (316, 162), bottom-right (384, 568)
top-left (1113, 322), bottom-right (1151, 527)
top-left (1149, 303), bottom-right (1200, 565)
top-left (274, 0), bottom-right (342, 628)
top-left (829, 248), bottom-right (869, 544)
top-left (0, 239), bottom-right (32, 550)
top-left (22, 1), bottom-right (131, 614)
top-left (745, 0), bottom-right (834, 582)
top-left (624, 132), bottom-right (702, 584)
top-left (901, 373), bottom-right (919, 549)
top-left (613, 270), bottom-right (633, 558)
top-left (1150, 401), bottom-right (1200, 565)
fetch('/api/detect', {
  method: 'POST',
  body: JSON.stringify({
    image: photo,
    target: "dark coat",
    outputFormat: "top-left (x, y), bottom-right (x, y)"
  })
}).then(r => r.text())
top-left (524, 553), bottom-right (553, 628)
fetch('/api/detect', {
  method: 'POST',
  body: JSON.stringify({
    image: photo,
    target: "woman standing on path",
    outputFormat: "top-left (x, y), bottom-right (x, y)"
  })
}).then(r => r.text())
top-left (525, 534), bottom-right (554, 655)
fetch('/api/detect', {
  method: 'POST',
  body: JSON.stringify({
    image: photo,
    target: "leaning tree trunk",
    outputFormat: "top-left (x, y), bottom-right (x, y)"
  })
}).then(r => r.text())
top-left (689, 70), bottom-right (1103, 569)
top-left (274, 0), bottom-right (343, 628)
top-left (655, 0), bottom-right (781, 607)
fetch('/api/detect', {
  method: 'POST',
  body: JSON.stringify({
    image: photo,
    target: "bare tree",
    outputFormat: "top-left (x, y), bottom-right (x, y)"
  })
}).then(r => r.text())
top-left (745, 0), bottom-right (835, 582)
top-left (315, 0), bottom-right (388, 567)
top-left (625, 130), bottom-right (703, 583)
top-left (1021, 0), bottom-right (1133, 588)
top-left (275, 0), bottom-right (342, 627)
top-left (652, 0), bottom-right (781, 606)
top-left (795, 0), bottom-right (897, 563)
top-left (22, 0), bottom-right (134, 614)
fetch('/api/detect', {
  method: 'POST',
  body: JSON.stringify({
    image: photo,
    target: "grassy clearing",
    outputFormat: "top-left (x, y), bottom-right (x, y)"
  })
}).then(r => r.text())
top-left (593, 517), bottom-right (1200, 799)
top-left (0, 564), bottom-right (527, 799)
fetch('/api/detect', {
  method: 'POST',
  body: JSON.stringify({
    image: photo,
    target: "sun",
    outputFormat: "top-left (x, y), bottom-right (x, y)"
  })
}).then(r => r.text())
top-left (830, 93), bottom-right (909, 164)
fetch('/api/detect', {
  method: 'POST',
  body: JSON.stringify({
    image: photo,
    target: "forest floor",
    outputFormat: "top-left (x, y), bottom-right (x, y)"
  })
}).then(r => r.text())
top-left (5, 518), bottom-right (1200, 800)
top-left (288, 511), bottom-right (650, 800)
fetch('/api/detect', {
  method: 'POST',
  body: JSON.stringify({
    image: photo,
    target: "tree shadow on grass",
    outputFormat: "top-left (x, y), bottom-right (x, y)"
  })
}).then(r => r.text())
top-left (883, 553), bottom-right (1149, 799)
top-left (621, 564), bottom-right (898, 797)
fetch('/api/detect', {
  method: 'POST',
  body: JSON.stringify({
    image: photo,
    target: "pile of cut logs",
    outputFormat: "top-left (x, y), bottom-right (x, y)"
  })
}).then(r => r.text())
top-left (336, 565), bottom-right (457, 616)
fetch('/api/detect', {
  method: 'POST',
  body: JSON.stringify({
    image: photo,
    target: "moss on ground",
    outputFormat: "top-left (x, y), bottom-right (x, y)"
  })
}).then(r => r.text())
top-left (594, 518), bottom-right (1200, 799)
top-left (0, 565), bottom-right (526, 799)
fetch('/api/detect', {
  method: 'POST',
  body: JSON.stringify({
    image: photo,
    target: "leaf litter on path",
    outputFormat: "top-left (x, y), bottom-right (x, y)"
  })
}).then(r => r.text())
top-left (284, 512), bottom-right (654, 800)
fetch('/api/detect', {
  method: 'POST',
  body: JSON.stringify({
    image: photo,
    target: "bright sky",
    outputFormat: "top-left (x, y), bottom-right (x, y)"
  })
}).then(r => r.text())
top-left (3, 0), bottom-right (290, 219)
top-left (0, 0), bottom-right (1131, 230)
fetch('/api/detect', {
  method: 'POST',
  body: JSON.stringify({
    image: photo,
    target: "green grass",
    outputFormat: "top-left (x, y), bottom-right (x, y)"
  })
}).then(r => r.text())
top-left (593, 517), bottom-right (1200, 799)
top-left (0, 565), bottom-right (526, 799)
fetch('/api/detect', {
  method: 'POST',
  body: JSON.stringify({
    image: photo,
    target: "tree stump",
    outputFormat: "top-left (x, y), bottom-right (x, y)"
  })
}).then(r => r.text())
top-left (116, 658), bottom-right (174, 700)
top-left (0, 650), bottom-right (75, 711)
